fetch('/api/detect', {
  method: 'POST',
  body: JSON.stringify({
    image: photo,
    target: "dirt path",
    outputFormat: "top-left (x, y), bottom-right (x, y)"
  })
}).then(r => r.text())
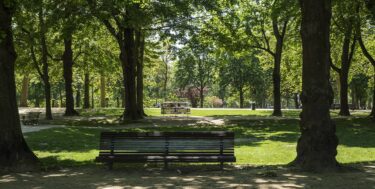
top-left (1, 164), bottom-right (374, 189)
top-left (21, 125), bottom-right (65, 133)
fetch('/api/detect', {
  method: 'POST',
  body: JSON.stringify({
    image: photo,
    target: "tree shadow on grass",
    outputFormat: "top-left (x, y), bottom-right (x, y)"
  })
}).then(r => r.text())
top-left (228, 118), bottom-right (375, 148)
top-left (25, 117), bottom-right (375, 155)
top-left (25, 127), bottom-right (101, 153)
top-left (37, 156), bottom-right (95, 170)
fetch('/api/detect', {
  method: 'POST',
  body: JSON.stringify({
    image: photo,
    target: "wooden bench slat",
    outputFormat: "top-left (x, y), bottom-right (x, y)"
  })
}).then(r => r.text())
top-left (100, 131), bottom-right (234, 137)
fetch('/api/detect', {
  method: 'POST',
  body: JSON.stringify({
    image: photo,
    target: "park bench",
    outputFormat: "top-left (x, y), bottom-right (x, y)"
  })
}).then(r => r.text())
top-left (95, 131), bottom-right (236, 170)
top-left (161, 102), bottom-right (191, 115)
top-left (21, 112), bottom-right (42, 126)
top-left (331, 103), bottom-right (356, 110)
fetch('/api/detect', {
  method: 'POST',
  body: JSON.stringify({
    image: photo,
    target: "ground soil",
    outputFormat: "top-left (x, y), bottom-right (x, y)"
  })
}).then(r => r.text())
top-left (1, 164), bottom-right (374, 189)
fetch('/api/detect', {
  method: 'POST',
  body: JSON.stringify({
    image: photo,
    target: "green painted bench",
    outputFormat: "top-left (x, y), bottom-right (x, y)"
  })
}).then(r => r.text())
top-left (21, 112), bottom-right (42, 126)
top-left (95, 131), bottom-right (236, 170)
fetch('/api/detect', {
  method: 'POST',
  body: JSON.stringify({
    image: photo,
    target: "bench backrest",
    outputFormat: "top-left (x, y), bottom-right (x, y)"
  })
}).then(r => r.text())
top-left (161, 102), bottom-right (191, 114)
top-left (25, 112), bottom-right (41, 119)
top-left (99, 132), bottom-right (234, 156)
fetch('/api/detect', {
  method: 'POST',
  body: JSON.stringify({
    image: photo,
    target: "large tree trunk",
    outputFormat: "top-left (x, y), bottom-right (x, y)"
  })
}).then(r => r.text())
top-left (239, 87), bottom-right (244, 108)
top-left (83, 72), bottom-right (90, 109)
top-left (63, 34), bottom-right (79, 116)
top-left (371, 70), bottom-right (375, 118)
top-left (58, 84), bottom-right (63, 107)
top-left (39, 7), bottom-right (52, 120)
top-left (43, 67), bottom-right (52, 119)
top-left (291, 0), bottom-right (339, 171)
top-left (271, 19), bottom-right (288, 116)
top-left (357, 26), bottom-right (375, 119)
top-left (200, 86), bottom-right (205, 108)
top-left (121, 28), bottom-right (142, 120)
top-left (19, 74), bottom-right (29, 107)
top-left (272, 38), bottom-right (283, 116)
top-left (0, 1), bottom-right (39, 171)
top-left (339, 70), bottom-right (350, 115)
top-left (136, 30), bottom-right (146, 116)
top-left (91, 84), bottom-right (95, 109)
top-left (338, 31), bottom-right (355, 116)
top-left (121, 85), bottom-right (125, 108)
top-left (35, 83), bottom-right (41, 107)
top-left (188, 87), bottom-right (198, 108)
top-left (163, 64), bottom-right (168, 101)
top-left (76, 83), bottom-right (81, 108)
top-left (100, 75), bottom-right (106, 108)
top-left (365, 0), bottom-right (375, 17)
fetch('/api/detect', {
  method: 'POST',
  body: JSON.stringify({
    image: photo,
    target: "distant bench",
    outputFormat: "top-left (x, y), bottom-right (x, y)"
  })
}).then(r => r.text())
top-left (331, 103), bottom-right (356, 110)
top-left (161, 102), bottom-right (191, 115)
top-left (95, 131), bottom-right (236, 170)
top-left (21, 112), bottom-right (42, 126)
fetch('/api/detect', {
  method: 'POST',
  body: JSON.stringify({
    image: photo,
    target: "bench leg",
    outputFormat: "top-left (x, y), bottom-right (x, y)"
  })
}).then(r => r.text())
top-left (108, 162), bottom-right (113, 170)
top-left (220, 162), bottom-right (224, 170)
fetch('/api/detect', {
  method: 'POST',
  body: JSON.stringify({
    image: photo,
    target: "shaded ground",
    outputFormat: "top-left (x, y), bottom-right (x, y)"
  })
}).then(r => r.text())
top-left (1, 164), bottom-right (375, 189)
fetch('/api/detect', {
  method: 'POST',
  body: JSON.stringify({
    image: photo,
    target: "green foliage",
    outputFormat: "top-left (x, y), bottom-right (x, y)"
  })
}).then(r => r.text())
top-left (8, 0), bottom-right (375, 110)
top-left (350, 73), bottom-right (370, 106)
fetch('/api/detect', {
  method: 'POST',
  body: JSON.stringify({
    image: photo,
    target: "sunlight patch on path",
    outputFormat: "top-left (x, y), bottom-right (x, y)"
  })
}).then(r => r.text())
top-left (21, 124), bottom-right (65, 133)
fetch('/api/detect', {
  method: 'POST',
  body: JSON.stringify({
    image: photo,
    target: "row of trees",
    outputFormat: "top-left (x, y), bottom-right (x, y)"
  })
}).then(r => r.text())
top-left (12, 0), bottom-right (204, 120)
top-left (1, 0), bottom-right (375, 171)
top-left (13, 0), bottom-right (375, 120)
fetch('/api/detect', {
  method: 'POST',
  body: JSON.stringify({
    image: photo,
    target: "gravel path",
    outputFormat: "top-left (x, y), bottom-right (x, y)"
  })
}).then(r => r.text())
top-left (1, 164), bottom-right (374, 189)
top-left (21, 124), bottom-right (65, 133)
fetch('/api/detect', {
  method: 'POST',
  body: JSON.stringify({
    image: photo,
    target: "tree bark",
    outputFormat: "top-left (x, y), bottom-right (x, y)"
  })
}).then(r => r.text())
top-left (200, 86), bottom-right (205, 108)
top-left (91, 83), bottom-right (95, 109)
top-left (35, 83), bottom-right (41, 107)
top-left (121, 28), bottom-right (142, 120)
top-left (339, 69), bottom-right (350, 115)
top-left (338, 30), bottom-right (356, 116)
top-left (136, 30), bottom-right (146, 116)
top-left (58, 84), bottom-right (63, 107)
top-left (42, 59), bottom-right (52, 119)
top-left (100, 75), bottom-right (106, 108)
top-left (272, 38), bottom-right (283, 116)
top-left (239, 87), bottom-right (244, 108)
top-left (0, 1), bottom-right (39, 171)
top-left (83, 72), bottom-right (90, 109)
top-left (357, 26), bottom-right (375, 118)
top-left (371, 70), bottom-right (375, 118)
top-left (163, 62), bottom-right (168, 101)
top-left (291, 0), bottom-right (339, 171)
top-left (76, 83), bottom-right (81, 108)
top-left (39, 7), bottom-right (52, 120)
top-left (188, 87), bottom-right (198, 108)
top-left (19, 74), bottom-right (30, 107)
top-left (121, 85), bottom-right (125, 108)
top-left (271, 19), bottom-right (288, 117)
top-left (63, 34), bottom-right (79, 116)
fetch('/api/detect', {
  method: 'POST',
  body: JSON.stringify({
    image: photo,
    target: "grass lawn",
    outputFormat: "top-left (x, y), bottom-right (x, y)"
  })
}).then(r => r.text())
top-left (78, 108), bottom-right (302, 117)
top-left (24, 116), bottom-right (375, 169)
